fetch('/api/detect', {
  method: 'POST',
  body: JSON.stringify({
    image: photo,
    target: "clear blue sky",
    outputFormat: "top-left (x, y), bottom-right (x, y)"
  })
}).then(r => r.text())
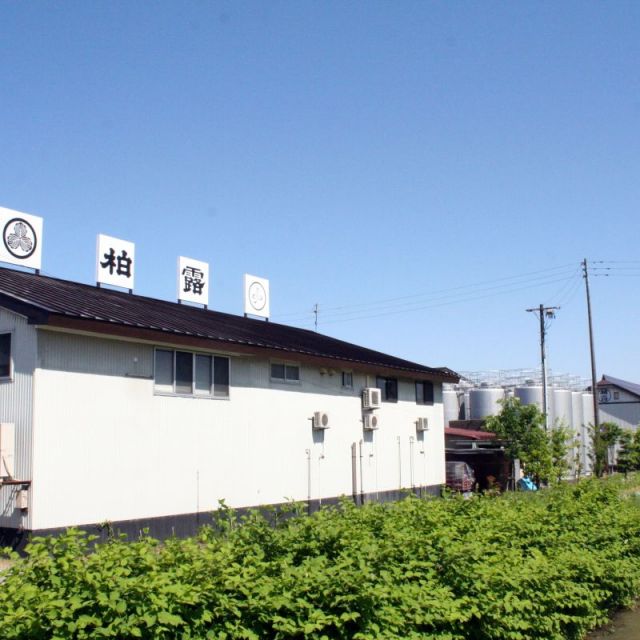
top-left (1, 2), bottom-right (638, 382)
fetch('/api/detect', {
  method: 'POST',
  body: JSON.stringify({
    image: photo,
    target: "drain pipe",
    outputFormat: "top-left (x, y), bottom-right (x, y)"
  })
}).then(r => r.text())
top-left (397, 436), bottom-right (402, 489)
top-left (305, 448), bottom-right (311, 513)
top-left (409, 436), bottom-right (415, 490)
top-left (351, 442), bottom-right (358, 503)
top-left (359, 439), bottom-right (364, 504)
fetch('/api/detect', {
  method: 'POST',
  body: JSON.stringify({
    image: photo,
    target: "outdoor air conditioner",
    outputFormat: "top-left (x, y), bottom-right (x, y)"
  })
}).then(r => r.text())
top-left (363, 413), bottom-right (379, 431)
top-left (313, 411), bottom-right (330, 429)
top-left (362, 387), bottom-right (382, 410)
top-left (416, 417), bottom-right (429, 432)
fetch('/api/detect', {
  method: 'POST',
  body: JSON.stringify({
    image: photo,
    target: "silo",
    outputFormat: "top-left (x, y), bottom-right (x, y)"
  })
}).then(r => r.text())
top-left (460, 391), bottom-right (471, 420)
top-left (553, 389), bottom-right (573, 430)
top-left (443, 389), bottom-right (460, 425)
top-left (581, 393), bottom-right (595, 474)
top-left (469, 387), bottom-right (505, 419)
top-left (515, 384), bottom-right (555, 426)
top-left (515, 385), bottom-right (544, 411)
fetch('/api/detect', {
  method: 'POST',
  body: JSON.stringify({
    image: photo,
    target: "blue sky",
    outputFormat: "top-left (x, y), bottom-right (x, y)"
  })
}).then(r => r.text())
top-left (1, 2), bottom-right (638, 382)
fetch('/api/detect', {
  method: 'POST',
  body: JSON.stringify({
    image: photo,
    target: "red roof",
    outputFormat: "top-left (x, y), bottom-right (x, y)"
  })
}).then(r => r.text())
top-left (445, 427), bottom-right (496, 441)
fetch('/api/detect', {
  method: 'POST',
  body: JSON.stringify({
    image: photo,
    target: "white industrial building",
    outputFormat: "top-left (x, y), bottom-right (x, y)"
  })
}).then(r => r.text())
top-left (0, 266), bottom-right (458, 547)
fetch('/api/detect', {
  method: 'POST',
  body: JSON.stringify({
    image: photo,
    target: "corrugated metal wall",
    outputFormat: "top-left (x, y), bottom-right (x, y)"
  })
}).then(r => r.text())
top-left (0, 308), bottom-right (37, 530)
top-left (38, 330), bottom-right (153, 378)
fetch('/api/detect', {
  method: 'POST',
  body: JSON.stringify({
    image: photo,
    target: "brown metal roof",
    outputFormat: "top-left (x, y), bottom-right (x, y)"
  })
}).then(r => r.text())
top-left (0, 267), bottom-right (459, 382)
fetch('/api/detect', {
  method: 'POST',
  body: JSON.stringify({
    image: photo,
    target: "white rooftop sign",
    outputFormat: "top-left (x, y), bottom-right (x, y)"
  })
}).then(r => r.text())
top-left (177, 256), bottom-right (209, 306)
top-left (244, 274), bottom-right (270, 319)
top-left (96, 234), bottom-right (135, 290)
top-left (0, 206), bottom-right (43, 271)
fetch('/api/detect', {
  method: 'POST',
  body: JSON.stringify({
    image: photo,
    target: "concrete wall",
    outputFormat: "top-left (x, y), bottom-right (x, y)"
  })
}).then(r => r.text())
top-left (30, 330), bottom-right (445, 530)
top-left (0, 308), bottom-right (37, 530)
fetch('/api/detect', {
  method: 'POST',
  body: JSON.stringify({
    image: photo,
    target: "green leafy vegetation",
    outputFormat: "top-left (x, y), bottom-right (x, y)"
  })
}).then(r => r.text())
top-left (1, 478), bottom-right (640, 639)
top-left (484, 397), bottom-right (573, 485)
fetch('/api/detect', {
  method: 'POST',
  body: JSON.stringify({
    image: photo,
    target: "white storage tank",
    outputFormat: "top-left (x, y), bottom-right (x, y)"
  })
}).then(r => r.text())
top-left (553, 389), bottom-right (573, 430)
top-left (469, 386), bottom-right (505, 419)
top-left (443, 389), bottom-right (461, 425)
top-left (515, 384), bottom-right (544, 411)
top-left (515, 384), bottom-right (555, 425)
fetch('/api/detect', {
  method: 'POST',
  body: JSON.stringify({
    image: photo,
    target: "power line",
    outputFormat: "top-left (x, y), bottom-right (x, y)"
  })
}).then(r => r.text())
top-left (273, 262), bottom-right (576, 321)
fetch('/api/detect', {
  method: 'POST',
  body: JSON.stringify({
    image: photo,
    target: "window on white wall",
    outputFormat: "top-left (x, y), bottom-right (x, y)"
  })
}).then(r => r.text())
top-left (270, 362), bottom-right (300, 383)
top-left (376, 376), bottom-right (398, 402)
top-left (0, 333), bottom-right (11, 379)
top-left (154, 349), bottom-right (230, 398)
top-left (416, 381), bottom-right (434, 405)
top-left (342, 371), bottom-right (353, 389)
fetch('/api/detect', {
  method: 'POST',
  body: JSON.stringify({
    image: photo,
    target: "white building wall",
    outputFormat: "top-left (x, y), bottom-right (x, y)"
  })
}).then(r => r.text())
top-left (0, 308), bottom-right (37, 530)
top-left (598, 386), bottom-right (640, 432)
top-left (31, 331), bottom-right (445, 530)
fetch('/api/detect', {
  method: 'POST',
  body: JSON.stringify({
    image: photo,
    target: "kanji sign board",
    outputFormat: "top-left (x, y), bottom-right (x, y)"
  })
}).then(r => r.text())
top-left (177, 256), bottom-right (209, 306)
top-left (0, 206), bottom-right (43, 270)
top-left (96, 234), bottom-right (135, 290)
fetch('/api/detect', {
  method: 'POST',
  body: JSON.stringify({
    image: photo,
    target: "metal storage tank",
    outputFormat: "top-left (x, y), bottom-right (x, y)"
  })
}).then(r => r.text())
top-left (443, 389), bottom-right (461, 425)
top-left (553, 389), bottom-right (573, 430)
top-left (515, 384), bottom-right (555, 426)
top-left (459, 391), bottom-right (471, 420)
top-left (469, 387), bottom-right (505, 419)
top-left (515, 385), bottom-right (544, 411)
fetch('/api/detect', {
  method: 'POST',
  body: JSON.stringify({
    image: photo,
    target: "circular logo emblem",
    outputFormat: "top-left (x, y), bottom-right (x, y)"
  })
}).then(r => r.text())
top-left (3, 218), bottom-right (37, 260)
top-left (248, 282), bottom-right (267, 311)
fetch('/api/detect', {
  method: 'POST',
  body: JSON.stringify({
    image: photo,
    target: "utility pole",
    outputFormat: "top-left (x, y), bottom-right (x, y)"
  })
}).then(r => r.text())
top-left (313, 303), bottom-right (319, 332)
top-left (526, 304), bottom-right (560, 430)
top-left (582, 259), bottom-right (599, 430)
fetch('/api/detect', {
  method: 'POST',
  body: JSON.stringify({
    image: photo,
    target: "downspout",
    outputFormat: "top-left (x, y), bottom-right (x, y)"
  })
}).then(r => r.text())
top-left (359, 439), bottom-right (364, 504)
top-left (351, 442), bottom-right (358, 504)
top-left (305, 448), bottom-right (311, 513)
top-left (397, 436), bottom-right (402, 489)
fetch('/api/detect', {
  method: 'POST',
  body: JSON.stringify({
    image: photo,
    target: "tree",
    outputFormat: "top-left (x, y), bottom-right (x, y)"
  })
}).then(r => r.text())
top-left (485, 397), bottom-right (551, 486)
top-left (616, 430), bottom-right (634, 477)
top-left (589, 421), bottom-right (623, 477)
top-left (550, 423), bottom-right (573, 484)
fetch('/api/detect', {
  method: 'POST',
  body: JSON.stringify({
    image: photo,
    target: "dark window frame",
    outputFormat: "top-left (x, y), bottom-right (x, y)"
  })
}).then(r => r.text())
top-left (376, 376), bottom-right (398, 403)
top-left (0, 332), bottom-right (12, 380)
top-left (270, 361), bottom-right (301, 384)
top-left (416, 380), bottom-right (434, 405)
top-left (341, 371), bottom-right (353, 389)
top-left (153, 348), bottom-right (230, 399)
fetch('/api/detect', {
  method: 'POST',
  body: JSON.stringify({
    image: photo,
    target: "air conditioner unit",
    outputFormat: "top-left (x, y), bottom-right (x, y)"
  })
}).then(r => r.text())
top-left (416, 417), bottom-right (429, 432)
top-left (362, 387), bottom-right (382, 410)
top-left (313, 411), bottom-right (330, 429)
top-left (363, 413), bottom-right (379, 430)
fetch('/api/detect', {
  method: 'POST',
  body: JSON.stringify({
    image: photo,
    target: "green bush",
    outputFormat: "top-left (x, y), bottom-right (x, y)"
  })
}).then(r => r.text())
top-left (1, 478), bottom-right (639, 639)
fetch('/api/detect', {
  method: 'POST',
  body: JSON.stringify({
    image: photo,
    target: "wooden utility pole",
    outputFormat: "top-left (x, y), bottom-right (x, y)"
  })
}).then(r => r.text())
top-left (526, 304), bottom-right (560, 430)
top-left (582, 259), bottom-right (599, 429)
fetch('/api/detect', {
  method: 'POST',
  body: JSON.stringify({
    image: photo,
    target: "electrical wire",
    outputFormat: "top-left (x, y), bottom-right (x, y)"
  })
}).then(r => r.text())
top-left (273, 263), bottom-right (577, 323)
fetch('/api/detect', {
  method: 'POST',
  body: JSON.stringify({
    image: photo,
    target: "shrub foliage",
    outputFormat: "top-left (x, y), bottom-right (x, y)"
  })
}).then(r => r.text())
top-left (1, 479), bottom-right (640, 639)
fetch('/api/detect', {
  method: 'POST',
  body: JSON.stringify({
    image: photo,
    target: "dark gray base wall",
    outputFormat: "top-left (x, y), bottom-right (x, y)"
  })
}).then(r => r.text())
top-left (0, 484), bottom-right (442, 553)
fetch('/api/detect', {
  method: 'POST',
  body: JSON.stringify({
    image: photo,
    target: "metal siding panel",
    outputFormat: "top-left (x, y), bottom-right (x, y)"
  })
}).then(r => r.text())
top-left (38, 330), bottom-right (153, 378)
top-left (0, 308), bottom-right (36, 530)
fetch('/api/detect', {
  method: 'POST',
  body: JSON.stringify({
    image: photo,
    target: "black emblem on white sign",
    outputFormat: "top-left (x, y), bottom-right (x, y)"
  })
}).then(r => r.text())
top-left (3, 218), bottom-right (37, 260)
top-left (248, 281), bottom-right (267, 310)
